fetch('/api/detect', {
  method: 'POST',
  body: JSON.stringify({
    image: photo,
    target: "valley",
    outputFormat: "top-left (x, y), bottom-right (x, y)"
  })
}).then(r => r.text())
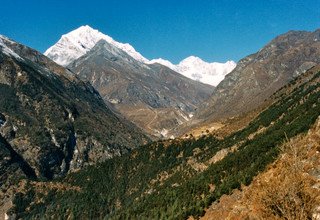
top-left (5, 62), bottom-right (320, 219)
top-left (0, 24), bottom-right (319, 219)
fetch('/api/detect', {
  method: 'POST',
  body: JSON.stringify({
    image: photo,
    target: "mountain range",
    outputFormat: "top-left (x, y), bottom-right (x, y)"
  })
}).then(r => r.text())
top-left (1, 25), bottom-right (320, 219)
top-left (40, 26), bottom-right (320, 138)
top-left (45, 26), bottom-right (216, 137)
top-left (45, 25), bottom-right (236, 86)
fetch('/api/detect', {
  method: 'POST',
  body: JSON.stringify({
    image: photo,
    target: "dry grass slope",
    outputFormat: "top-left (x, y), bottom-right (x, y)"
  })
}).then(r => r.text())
top-left (201, 118), bottom-right (320, 220)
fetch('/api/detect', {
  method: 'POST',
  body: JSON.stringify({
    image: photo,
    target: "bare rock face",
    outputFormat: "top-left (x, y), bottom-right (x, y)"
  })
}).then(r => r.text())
top-left (68, 40), bottom-right (214, 137)
top-left (0, 35), bottom-right (149, 182)
top-left (196, 29), bottom-right (320, 121)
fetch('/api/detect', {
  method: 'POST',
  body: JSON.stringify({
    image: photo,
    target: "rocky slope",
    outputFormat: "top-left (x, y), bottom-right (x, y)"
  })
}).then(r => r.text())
top-left (196, 29), bottom-right (320, 122)
top-left (0, 35), bottom-right (149, 184)
top-left (68, 40), bottom-right (213, 137)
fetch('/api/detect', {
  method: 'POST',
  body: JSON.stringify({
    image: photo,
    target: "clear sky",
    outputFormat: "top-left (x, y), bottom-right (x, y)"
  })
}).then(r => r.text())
top-left (1, 0), bottom-right (320, 63)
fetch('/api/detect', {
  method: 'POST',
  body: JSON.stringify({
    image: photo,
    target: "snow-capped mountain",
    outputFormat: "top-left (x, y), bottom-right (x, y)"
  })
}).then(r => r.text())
top-left (45, 25), bottom-right (236, 86)
top-left (148, 56), bottom-right (236, 86)
top-left (44, 25), bottom-right (148, 66)
top-left (67, 39), bottom-right (213, 137)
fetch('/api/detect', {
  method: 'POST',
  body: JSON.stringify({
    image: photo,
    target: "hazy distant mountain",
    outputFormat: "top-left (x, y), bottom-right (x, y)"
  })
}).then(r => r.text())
top-left (148, 56), bottom-right (236, 86)
top-left (0, 35), bottom-right (149, 182)
top-left (45, 25), bottom-right (236, 86)
top-left (195, 29), bottom-right (320, 122)
top-left (67, 39), bottom-right (213, 137)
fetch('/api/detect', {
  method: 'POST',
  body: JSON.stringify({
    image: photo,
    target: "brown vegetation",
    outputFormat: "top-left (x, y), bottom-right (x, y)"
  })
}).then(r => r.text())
top-left (201, 118), bottom-right (320, 220)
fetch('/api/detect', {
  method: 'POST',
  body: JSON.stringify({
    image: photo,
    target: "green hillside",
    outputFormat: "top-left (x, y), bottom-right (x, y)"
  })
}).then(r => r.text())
top-left (10, 69), bottom-right (320, 219)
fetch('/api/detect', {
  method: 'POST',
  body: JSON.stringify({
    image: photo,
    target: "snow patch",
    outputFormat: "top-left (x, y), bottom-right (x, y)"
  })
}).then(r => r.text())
top-left (0, 35), bottom-right (23, 60)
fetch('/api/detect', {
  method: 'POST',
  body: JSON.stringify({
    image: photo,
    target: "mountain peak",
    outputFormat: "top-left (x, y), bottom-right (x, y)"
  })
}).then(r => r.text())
top-left (180, 56), bottom-right (205, 65)
top-left (68, 25), bottom-right (94, 34)
top-left (45, 25), bottom-right (148, 66)
top-left (62, 25), bottom-right (110, 40)
top-left (77, 24), bottom-right (95, 31)
top-left (148, 55), bottom-right (236, 86)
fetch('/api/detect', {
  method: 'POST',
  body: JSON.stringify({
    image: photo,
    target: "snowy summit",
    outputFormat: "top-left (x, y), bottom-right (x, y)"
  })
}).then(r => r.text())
top-left (148, 56), bottom-right (236, 86)
top-left (44, 25), bottom-right (148, 66)
top-left (45, 25), bottom-right (236, 86)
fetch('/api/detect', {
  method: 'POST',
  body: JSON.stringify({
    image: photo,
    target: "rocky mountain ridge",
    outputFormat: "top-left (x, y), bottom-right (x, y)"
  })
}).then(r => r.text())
top-left (195, 29), bottom-right (320, 122)
top-left (68, 39), bottom-right (213, 137)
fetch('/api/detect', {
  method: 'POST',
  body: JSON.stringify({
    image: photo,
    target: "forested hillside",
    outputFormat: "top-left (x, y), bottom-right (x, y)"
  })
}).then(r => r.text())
top-left (8, 67), bottom-right (320, 219)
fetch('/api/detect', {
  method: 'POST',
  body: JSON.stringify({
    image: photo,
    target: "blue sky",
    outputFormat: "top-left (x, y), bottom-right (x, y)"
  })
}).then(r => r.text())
top-left (1, 0), bottom-right (320, 63)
